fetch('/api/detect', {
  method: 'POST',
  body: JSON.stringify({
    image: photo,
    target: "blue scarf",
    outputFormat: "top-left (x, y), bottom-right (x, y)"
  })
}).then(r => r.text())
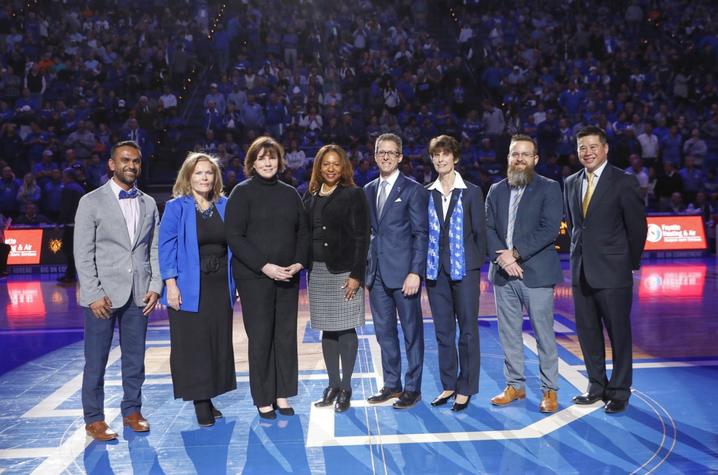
top-left (427, 190), bottom-right (466, 280)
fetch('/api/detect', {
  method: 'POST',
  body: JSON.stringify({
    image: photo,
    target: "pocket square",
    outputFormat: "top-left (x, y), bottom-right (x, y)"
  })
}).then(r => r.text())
top-left (394, 197), bottom-right (402, 202)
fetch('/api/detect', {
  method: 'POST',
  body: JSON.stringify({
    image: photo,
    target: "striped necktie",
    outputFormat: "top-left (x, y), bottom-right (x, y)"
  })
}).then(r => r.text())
top-left (582, 171), bottom-right (595, 217)
top-left (506, 186), bottom-right (524, 250)
top-left (377, 181), bottom-right (388, 217)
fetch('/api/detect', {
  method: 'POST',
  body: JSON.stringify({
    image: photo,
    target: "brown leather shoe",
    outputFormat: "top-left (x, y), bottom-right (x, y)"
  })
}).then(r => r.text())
top-left (490, 386), bottom-right (526, 406)
top-left (122, 412), bottom-right (150, 432)
top-left (85, 421), bottom-right (118, 441)
top-left (539, 390), bottom-right (558, 413)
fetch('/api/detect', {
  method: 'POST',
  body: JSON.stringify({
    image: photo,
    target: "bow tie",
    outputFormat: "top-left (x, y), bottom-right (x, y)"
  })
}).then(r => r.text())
top-left (119, 188), bottom-right (138, 200)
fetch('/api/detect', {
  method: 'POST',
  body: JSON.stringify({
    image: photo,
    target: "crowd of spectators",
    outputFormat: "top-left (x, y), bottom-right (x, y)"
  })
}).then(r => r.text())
top-left (189, 0), bottom-right (718, 227)
top-left (2, 0), bottom-right (718, 248)
top-left (0, 0), bottom-right (211, 222)
top-left (457, 0), bottom-right (718, 221)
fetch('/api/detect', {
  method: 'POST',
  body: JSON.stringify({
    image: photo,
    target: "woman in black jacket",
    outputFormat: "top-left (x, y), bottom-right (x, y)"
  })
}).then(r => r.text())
top-left (225, 136), bottom-right (309, 419)
top-left (303, 144), bottom-right (370, 413)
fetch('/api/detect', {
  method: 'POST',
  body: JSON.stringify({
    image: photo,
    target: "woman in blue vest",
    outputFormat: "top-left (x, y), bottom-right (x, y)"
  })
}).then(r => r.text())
top-left (425, 135), bottom-right (487, 411)
top-left (159, 152), bottom-right (236, 427)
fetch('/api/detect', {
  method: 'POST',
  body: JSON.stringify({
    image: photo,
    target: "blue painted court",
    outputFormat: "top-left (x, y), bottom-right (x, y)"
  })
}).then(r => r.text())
top-left (0, 260), bottom-right (716, 474)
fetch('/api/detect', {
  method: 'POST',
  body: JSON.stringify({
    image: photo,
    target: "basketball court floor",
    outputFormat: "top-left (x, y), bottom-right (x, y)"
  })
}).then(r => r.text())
top-left (0, 259), bottom-right (716, 474)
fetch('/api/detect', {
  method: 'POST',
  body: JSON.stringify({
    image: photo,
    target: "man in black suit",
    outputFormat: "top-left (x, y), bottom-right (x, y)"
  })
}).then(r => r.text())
top-left (563, 126), bottom-right (647, 414)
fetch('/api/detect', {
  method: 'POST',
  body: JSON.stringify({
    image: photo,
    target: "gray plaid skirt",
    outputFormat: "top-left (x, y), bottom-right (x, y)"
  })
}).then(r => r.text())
top-left (308, 261), bottom-right (365, 331)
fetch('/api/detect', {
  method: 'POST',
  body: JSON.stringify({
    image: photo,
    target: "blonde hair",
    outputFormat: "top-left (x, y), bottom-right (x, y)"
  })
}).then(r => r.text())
top-left (172, 152), bottom-right (224, 202)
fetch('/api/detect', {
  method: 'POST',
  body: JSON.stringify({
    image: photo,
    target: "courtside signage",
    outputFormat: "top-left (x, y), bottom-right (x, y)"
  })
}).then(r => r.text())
top-left (5, 229), bottom-right (44, 265)
top-left (644, 216), bottom-right (707, 251)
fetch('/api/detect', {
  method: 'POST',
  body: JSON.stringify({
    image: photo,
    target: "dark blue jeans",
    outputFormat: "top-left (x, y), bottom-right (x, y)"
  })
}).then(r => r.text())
top-left (82, 295), bottom-right (148, 424)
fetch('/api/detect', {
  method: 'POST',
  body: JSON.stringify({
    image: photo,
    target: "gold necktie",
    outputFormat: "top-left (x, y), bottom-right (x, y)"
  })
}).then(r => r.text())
top-left (582, 171), bottom-right (595, 217)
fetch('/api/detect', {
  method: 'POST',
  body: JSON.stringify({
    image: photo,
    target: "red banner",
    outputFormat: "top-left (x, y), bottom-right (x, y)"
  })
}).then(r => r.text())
top-left (4, 229), bottom-right (44, 265)
top-left (644, 216), bottom-right (707, 251)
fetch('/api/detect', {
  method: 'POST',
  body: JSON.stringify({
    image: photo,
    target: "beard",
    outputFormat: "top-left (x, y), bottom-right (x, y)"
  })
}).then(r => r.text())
top-left (507, 163), bottom-right (535, 188)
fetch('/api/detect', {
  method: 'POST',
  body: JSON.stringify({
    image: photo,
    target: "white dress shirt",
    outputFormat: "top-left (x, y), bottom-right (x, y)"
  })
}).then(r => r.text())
top-left (377, 169), bottom-right (401, 209)
top-left (109, 178), bottom-right (140, 245)
top-left (427, 171), bottom-right (468, 219)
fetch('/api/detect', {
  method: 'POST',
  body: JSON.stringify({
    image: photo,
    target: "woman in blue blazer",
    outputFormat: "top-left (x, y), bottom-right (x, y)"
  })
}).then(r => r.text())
top-left (159, 152), bottom-right (236, 427)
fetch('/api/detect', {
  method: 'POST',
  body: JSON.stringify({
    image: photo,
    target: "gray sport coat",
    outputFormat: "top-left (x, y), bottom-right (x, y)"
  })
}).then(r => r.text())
top-left (74, 180), bottom-right (162, 308)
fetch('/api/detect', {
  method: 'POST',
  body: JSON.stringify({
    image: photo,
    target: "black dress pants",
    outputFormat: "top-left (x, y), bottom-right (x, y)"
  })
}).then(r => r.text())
top-left (237, 277), bottom-right (299, 406)
top-left (573, 270), bottom-right (633, 402)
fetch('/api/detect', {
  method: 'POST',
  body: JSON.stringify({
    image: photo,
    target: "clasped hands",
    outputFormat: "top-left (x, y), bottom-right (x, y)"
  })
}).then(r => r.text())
top-left (496, 249), bottom-right (524, 279)
top-left (262, 262), bottom-right (303, 282)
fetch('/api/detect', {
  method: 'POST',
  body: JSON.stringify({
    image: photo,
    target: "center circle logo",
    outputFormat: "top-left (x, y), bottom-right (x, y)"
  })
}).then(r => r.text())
top-left (646, 223), bottom-right (662, 243)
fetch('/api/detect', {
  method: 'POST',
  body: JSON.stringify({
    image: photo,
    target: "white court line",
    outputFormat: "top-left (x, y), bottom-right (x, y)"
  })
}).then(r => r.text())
top-left (478, 316), bottom-right (573, 334)
top-left (305, 335), bottom-right (386, 449)
top-left (105, 372), bottom-right (379, 387)
top-left (306, 331), bottom-right (603, 447)
top-left (629, 389), bottom-right (678, 475)
top-left (308, 404), bottom-right (601, 447)
top-left (0, 448), bottom-right (58, 458)
top-left (30, 409), bottom-right (120, 475)
top-left (569, 360), bottom-right (718, 370)
top-left (23, 346), bottom-right (122, 419)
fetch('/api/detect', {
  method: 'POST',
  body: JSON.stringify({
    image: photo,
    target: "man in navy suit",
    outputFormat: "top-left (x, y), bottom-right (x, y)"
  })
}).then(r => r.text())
top-left (364, 133), bottom-right (429, 409)
top-left (564, 126), bottom-right (647, 414)
top-left (485, 134), bottom-right (563, 413)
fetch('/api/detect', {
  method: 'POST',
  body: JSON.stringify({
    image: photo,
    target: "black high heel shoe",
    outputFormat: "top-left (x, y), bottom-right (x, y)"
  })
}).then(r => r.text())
top-left (451, 395), bottom-right (471, 412)
top-left (257, 406), bottom-right (276, 419)
top-left (315, 387), bottom-right (340, 408)
top-left (334, 389), bottom-right (352, 413)
top-left (273, 403), bottom-right (295, 416)
top-left (209, 400), bottom-right (222, 419)
top-left (194, 400), bottom-right (215, 427)
top-left (430, 392), bottom-right (455, 407)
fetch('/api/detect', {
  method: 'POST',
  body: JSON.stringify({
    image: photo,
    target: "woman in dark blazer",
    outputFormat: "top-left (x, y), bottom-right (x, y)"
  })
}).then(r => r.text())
top-left (302, 145), bottom-right (370, 413)
top-left (159, 152), bottom-right (237, 427)
top-left (425, 135), bottom-right (487, 412)
top-left (225, 136), bottom-right (309, 419)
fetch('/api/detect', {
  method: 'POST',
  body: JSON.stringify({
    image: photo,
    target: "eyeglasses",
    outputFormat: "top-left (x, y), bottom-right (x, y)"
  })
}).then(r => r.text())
top-left (375, 150), bottom-right (401, 158)
top-left (509, 152), bottom-right (535, 159)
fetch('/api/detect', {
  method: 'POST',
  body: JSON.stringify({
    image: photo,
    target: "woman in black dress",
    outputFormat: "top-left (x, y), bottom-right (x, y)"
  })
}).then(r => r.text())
top-left (225, 136), bottom-right (309, 419)
top-left (159, 152), bottom-right (237, 427)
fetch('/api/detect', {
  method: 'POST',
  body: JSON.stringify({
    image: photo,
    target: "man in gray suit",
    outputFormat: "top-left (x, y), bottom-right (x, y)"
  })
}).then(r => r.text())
top-left (74, 141), bottom-right (162, 441)
top-left (485, 134), bottom-right (563, 413)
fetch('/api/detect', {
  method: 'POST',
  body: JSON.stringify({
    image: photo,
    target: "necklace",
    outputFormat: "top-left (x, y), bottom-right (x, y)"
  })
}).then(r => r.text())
top-left (195, 200), bottom-right (215, 220)
top-left (319, 183), bottom-right (338, 196)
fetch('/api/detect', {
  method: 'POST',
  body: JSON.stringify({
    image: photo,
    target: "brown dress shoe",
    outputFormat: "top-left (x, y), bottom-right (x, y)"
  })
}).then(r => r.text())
top-left (123, 412), bottom-right (150, 432)
top-left (490, 386), bottom-right (526, 406)
top-left (85, 421), bottom-right (118, 441)
top-left (539, 390), bottom-right (558, 413)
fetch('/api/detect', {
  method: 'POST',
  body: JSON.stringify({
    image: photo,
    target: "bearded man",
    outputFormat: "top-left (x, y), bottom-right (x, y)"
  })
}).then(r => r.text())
top-left (484, 134), bottom-right (564, 413)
